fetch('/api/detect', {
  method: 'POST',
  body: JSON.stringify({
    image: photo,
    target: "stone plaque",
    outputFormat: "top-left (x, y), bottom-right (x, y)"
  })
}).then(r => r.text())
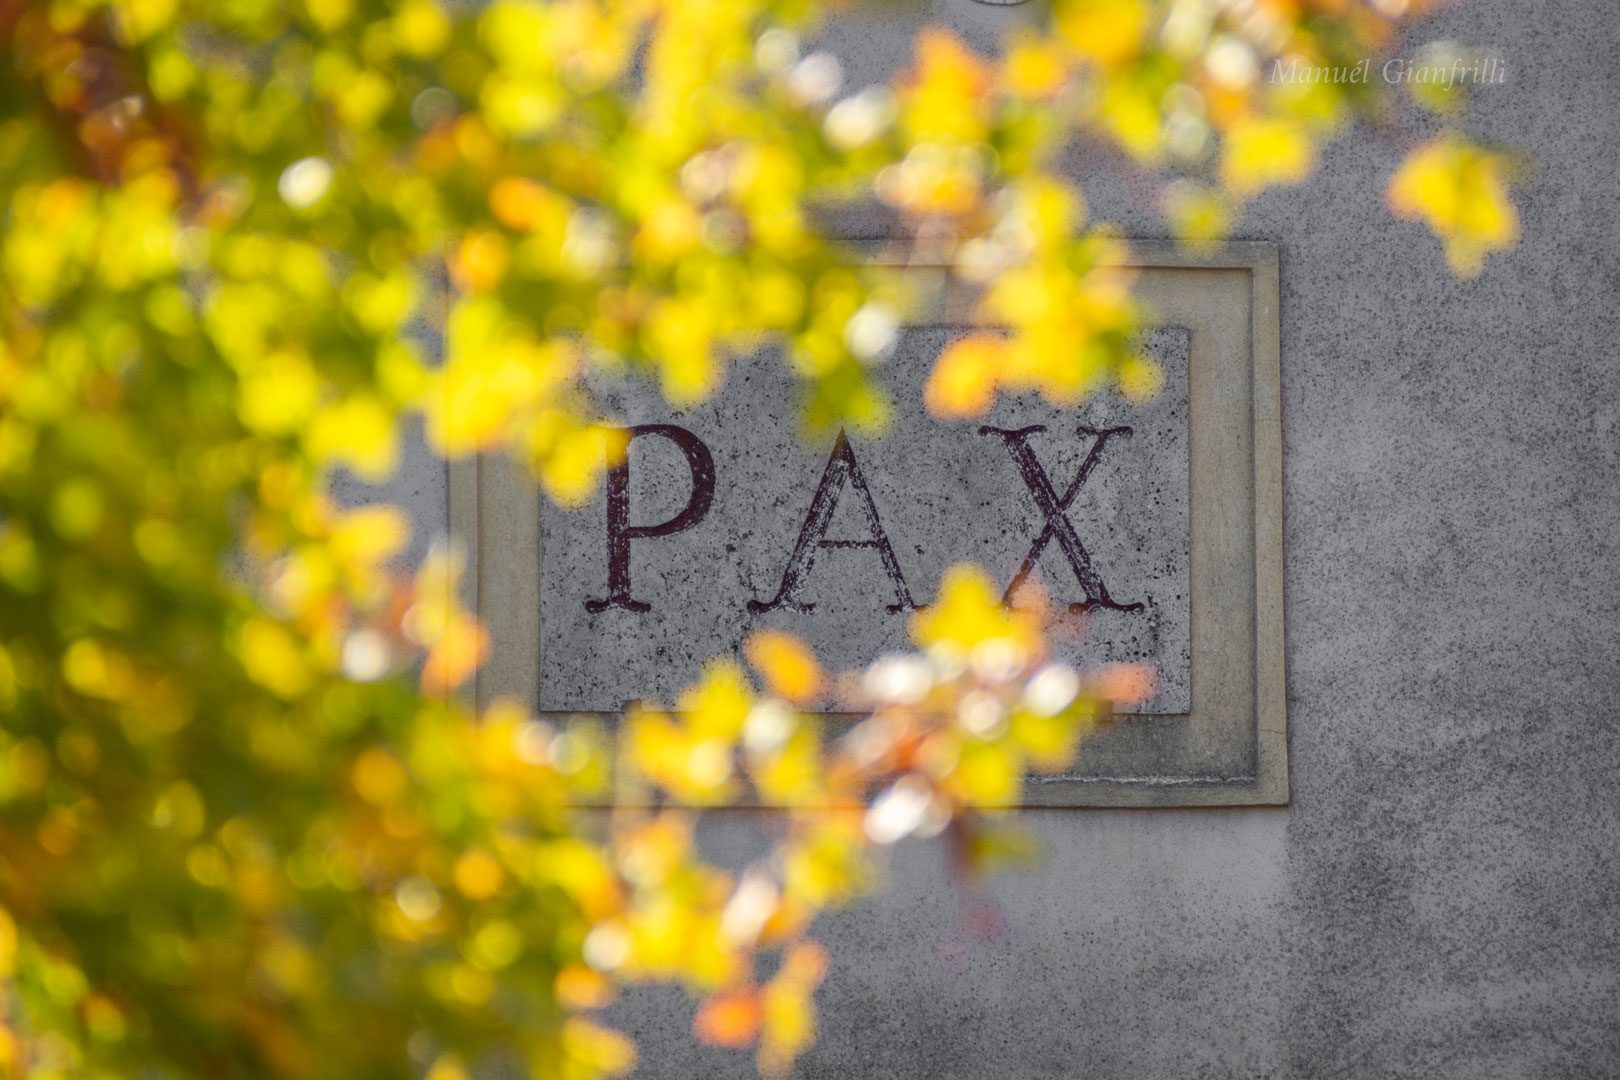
top-left (536, 326), bottom-right (1189, 715)
top-left (455, 243), bottom-right (1287, 807)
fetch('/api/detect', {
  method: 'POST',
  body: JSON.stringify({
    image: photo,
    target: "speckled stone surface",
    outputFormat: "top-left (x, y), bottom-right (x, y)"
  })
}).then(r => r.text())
top-left (597, 0), bottom-right (1620, 1077)
top-left (390, 0), bottom-right (1620, 1073)
top-left (537, 328), bottom-right (1190, 713)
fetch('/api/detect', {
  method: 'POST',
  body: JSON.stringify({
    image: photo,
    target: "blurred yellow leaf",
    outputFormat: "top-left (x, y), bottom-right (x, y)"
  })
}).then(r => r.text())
top-left (1055, 0), bottom-right (1146, 65)
top-left (1388, 137), bottom-right (1520, 276)
top-left (1002, 34), bottom-right (1069, 100)
top-left (351, 746), bottom-right (408, 805)
top-left (237, 348), bottom-right (321, 436)
top-left (329, 505), bottom-right (409, 576)
top-left (453, 849), bottom-right (505, 900)
top-left (948, 740), bottom-right (1022, 805)
top-left (1163, 181), bottom-right (1234, 251)
top-left (394, 0), bottom-right (451, 56)
top-left (744, 631), bottom-right (822, 704)
top-left (0, 908), bottom-right (19, 978)
top-left (238, 618), bottom-right (314, 700)
top-left (1220, 117), bottom-right (1315, 196)
top-left (756, 942), bottom-right (828, 1075)
top-left (1116, 354), bottom-right (1163, 402)
top-left (910, 563), bottom-right (1040, 658)
top-left (678, 660), bottom-right (752, 740)
top-left (308, 393), bottom-right (400, 481)
top-left (898, 29), bottom-right (993, 145)
top-left (557, 964), bottom-right (618, 1010)
top-left (925, 333), bottom-right (1005, 418)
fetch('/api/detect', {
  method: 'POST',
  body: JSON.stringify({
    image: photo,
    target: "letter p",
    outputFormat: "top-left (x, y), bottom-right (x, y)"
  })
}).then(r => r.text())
top-left (585, 424), bottom-right (715, 613)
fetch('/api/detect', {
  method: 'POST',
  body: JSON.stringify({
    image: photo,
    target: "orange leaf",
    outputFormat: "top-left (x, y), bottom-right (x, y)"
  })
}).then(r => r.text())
top-left (744, 631), bottom-right (822, 704)
top-left (780, 940), bottom-right (829, 987)
top-left (488, 176), bottom-right (554, 231)
top-left (420, 612), bottom-right (489, 695)
top-left (1085, 661), bottom-right (1156, 706)
top-left (556, 964), bottom-right (617, 1011)
top-left (693, 988), bottom-right (762, 1049)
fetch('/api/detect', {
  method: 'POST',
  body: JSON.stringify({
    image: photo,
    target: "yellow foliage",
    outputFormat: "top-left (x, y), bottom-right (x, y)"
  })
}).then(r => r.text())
top-left (898, 29), bottom-right (993, 145)
top-left (1117, 354), bottom-right (1164, 402)
top-left (0, 908), bottom-right (18, 978)
top-left (62, 639), bottom-right (134, 701)
top-left (557, 964), bottom-right (618, 1010)
top-left (947, 740), bottom-right (1023, 805)
top-left (678, 660), bottom-right (753, 740)
top-left (429, 297), bottom-right (581, 457)
top-left (420, 612), bottom-right (490, 696)
top-left (562, 1018), bottom-right (637, 1078)
top-left (753, 940), bottom-right (828, 1074)
top-left (237, 349), bottom-right (321, 435)
top-left (1220, 116), bottom-right (1316, 196)
top-left (1055, 0), bottom-right (1147, 65)
top-left (406, 545), bottom-right (490, 695)
top-left (1163, 181), bottom-right (1234, 252)
top-left (644, 297), bottom-right (721, 407)
top-left (453, 849), bottom-right (506, 900)
top-left (910, 564), bottom-right (1041, 659)
top-left (744, 631), bottom-right (822, 704)
top-left (0, 1), bottom-right (1516, 1078)
top-left (328, 506), bottom-right (409, 581)
top-left (489, 176), bottom-right (568, 232)
top-left (394, 0), bottom-right (451, 56)
top-left (1002, 34), bottom-right (1069, 100)
top-left (352, 746), bottom-right (408, 805)
top-left (1011, 706), bottom-right (1090, 772)
top-left (537, 838), bottom-right (623, 920)
top-left (1388, 137), bottom-right (1521, 277)
top-left (748, 728), bottom-right (825, 806)
top-left (780, 815), bottom-right (867, 908)
top-left (536, 422), bottom-right (618, 507)
top-left (238, 618), bottom-right (314, 700)
top-left (925, 333), bottom-right (1006, 419)
top-left (114, 0), bottom-right (180, 41)
top-left (1101, 77), bottom-right (1163, 162)
top-left (308, 393), bottom-right (400, 481)
top-left (623, 696), bottom-right (740, 805)
top-left (450, 230), bottom-right (509, 292)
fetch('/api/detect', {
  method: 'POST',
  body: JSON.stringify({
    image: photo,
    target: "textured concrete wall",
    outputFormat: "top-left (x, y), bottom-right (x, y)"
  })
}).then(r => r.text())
top-left (608, 1), bottom-right (1620, 1077)
top-left (356, 0), bottom-right (1620, 1074)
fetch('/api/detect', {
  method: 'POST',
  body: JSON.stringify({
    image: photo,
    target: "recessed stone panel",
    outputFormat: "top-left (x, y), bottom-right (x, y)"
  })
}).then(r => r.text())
top-left (535, 328), bottom-right (1190, 714)
top-left (457, 243), bottom-right (1287, 806)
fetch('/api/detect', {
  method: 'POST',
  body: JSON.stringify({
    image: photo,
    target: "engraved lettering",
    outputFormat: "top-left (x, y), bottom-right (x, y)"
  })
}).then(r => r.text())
top-left (584, 424), bottom-right (715, 613)
top-left (978, 424), bottom-right (1144, 613)
top-left (749, 430), bottom-right (915, 614)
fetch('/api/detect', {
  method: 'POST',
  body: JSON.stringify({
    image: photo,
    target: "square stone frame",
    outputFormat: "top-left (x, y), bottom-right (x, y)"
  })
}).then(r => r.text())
top-left (449, 241), bottom-right (1287, 808)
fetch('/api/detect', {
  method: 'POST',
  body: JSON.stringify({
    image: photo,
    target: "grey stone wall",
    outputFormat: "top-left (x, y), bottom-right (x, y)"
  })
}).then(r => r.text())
top-left (357, 0), bottom-right (1620, 1074)
top-left (609, 1), bottom-right (1620, 1076)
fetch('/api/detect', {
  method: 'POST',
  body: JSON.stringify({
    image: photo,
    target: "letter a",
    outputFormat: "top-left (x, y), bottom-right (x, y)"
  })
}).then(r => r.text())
top-left (749, 430), bottom-right (915, 614)
top-left (585, 424), bottom-right (715, 613)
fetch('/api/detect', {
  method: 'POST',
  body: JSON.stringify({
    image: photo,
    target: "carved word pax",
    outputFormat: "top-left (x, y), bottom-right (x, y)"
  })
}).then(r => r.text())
top-left (581, 424), bottom-right (1142, 615)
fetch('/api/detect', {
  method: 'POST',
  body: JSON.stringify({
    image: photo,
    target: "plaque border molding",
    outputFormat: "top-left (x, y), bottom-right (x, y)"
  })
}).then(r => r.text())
top-left (449, 240), bottom-right (1287, 808)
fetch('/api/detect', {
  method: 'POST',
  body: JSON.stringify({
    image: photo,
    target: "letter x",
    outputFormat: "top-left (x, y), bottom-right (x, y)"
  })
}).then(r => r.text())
top-left (978, 424), bottom-right (1144, 614)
